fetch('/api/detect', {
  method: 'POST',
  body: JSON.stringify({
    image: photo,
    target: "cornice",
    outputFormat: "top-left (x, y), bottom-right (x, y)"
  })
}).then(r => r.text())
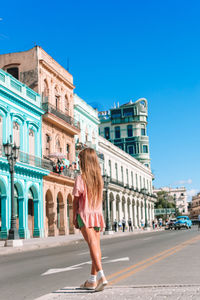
top-left (39, 59), bottom-right (75, 90)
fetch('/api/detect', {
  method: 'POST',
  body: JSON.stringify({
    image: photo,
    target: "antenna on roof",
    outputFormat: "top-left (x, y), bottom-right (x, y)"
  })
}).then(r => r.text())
top-left (67, 57), bottom-right (70, 71)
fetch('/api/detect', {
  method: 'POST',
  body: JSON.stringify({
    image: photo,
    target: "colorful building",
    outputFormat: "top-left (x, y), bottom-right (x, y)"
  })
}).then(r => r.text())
top-left (0, 69), bottom-right (50, 239)
top-left (99, 136), bottom-right (156, 228)
top-left (99, 99), bottom-right (151, 168)
top-left (0, 47), bottom-right (80, 236)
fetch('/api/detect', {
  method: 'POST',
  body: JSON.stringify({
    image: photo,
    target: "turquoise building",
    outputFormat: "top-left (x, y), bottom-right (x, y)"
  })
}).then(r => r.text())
top-left (0, 69), bottom-right (49, 239)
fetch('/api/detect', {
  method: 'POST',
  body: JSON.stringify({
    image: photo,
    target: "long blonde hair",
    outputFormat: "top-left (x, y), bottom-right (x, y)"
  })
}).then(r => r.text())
top-left (78, 148), bottom-right (103, 209)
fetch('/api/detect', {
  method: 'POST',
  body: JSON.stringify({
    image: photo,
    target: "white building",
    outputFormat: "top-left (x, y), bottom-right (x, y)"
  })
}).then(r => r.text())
top-left (98, 136), bottom-right (156, 228)
top-left (153, 187), bottom-right (188, 215)
top-left (74, 93), bottom-right (99, 150)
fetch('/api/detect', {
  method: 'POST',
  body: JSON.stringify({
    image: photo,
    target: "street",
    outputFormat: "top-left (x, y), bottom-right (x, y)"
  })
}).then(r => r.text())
top-left (0, 228), bottom-right (200, 300)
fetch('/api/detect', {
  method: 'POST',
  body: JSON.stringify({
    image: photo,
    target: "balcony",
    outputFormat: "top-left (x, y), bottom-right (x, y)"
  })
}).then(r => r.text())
top-left (0, 144), bottom-right (52, 171)
top-left (42, 102), bottom-right (80, 133)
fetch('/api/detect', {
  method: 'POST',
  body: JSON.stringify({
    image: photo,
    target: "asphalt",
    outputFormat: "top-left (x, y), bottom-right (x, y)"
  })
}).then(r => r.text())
top-left (1, 227), bottom-right (200, 300)
top-left (0, 228), bottom-right (159, 255)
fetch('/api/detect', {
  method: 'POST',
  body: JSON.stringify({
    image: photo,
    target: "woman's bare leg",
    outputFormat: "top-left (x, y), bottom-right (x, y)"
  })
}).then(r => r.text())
top-left (90, 230), bottom-right (101, 275)
top-left (81, 226), bottom-right (102, 273)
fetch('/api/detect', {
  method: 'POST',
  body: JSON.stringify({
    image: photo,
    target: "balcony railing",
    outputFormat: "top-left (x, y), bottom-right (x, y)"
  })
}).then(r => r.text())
top-left (42, 102), bottom-right (80, 130)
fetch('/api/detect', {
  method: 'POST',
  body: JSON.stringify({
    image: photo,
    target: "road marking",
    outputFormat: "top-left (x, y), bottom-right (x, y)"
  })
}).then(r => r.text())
top-left (104, 257), bottom-right (130, 264)
top-left (142, 237), bottom-right (152, 241)
top-left (78, 251), bottom-right (90, 255)
top-left (42, 257), bottom-right (108, 276)
top-left (107, 235), bottom-right (200, 285)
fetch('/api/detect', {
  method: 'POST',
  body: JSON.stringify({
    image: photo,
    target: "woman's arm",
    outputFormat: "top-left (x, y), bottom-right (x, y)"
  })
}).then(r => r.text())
top-left (73, 196), bottom-right (79, 229)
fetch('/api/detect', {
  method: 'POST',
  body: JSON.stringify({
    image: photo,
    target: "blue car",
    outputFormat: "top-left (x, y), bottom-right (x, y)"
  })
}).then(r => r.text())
top-left (174, 216), bottom-right (192, 230)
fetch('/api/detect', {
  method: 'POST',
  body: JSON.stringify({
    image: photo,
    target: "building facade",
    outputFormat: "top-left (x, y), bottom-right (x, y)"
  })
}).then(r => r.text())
top-left (98, 136), bottom-right (156, 228)
top-left (190, 193), bottom-right (200, 219)
top-left (74, 93), bottom-right (99, 152)
top-left (153, 187), bottom-right (188, 215)
top-left (99, 98), bottom-right (150, 168)
top-left (0, 47), bottom-right (80, 237)
top-left (0, 69), bottom-right (50, 239)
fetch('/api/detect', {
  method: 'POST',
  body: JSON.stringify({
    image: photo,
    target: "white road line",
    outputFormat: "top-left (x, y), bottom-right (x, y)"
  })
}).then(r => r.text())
top-left (78, 251), bottom-right (90, 255)
top-left (41, 257), bottom-right (108, 276)
top-left (104, 257), bottom-right (130, 264)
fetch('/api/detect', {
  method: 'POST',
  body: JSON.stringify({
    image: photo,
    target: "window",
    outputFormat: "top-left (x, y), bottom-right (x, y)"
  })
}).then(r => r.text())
top-left (115, 126), bottom-right (120, 138)
top-left (141, 128), bottom-right (146, 136)
top-left (145, 164), bottom-right (149, 168)
top-left (108, 160), bottom-right (112, 178)
top-left (104, 127), bottom-right (110, 140)
top-left (13, 121), bottom-right (20, 147)
top-left (128, 145), bottom-right (135, 155)
top-left (7, 67), bottom-right (19, 79)
top-left (46, 134), bottom-right (50, 156)
top-left (121, 166), bottom-right (124, 183)
top-left (115, 163), bottom-right (118, 181)
top-left (126, 169), bottom-right (129, 185)
top-left (65, 95), bottom-right (69, 112)
top-left (131, 171), bottom-right (133, 187)
top-left (66, 144), bottom-right (70, 160)
top-left (29, 129), bottom-right (35, 156)
top-left (143, 145), bottom-right (148, 153)
top-left (111, 109), bottom-right (121, 118)
top-left (123, 108), bottom-right (133, 117)
top-left (127, 125), bottom-right (133, 137)
top-left (136, 174), bottom-right (138, 188)
top-left (56, 138), bottom-right (62, 152)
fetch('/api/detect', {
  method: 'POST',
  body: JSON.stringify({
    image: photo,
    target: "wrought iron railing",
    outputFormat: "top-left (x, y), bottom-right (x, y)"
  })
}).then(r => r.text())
top-left (42, 102), bottom-right (80, 130)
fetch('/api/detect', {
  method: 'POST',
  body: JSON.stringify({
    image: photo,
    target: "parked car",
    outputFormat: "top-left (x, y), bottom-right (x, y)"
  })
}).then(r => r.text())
top-left (165, 218), bottom-right (177, 230)
top-left (174, 216), bottom-right (192, 230)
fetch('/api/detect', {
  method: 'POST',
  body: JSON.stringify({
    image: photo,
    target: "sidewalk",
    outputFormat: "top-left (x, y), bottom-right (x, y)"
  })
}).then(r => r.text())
top-left (0, 228), bottom-right (162, 256)
top-left (36, 285), bottom-right (200, 300)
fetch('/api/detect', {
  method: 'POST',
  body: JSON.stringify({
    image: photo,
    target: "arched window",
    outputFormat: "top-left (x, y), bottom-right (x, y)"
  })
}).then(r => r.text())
top-left (6, 67), bottom-right (19, 80)
top-left (43, 79), bottom-right (49, 102)
top-left (13, 121), bottom-right (20, 147)
top-left (65, 95), bottom-right (69, 113)
top-left (55, 86), bottom-right (60, 110)
top-left (46, 134), bottom-right (51, 156)
top-left (29, 129), bottom-right (35, 156)
top-left (56, 138), bottom-right (62, 152)
top-left (66, 144), bottom-right (70, 160)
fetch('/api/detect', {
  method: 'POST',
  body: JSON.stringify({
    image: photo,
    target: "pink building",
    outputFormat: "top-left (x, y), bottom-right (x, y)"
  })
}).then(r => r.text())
top-left (0, 46), bottom-right (80, 236)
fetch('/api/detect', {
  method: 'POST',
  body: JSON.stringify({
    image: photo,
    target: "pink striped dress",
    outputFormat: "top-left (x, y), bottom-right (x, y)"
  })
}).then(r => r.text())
top-left (72, 175), bottom-right (105, 231)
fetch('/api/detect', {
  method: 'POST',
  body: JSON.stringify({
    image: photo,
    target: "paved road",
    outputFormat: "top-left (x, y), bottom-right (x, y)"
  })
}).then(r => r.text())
top-left (0, 227), bottom-right (200, 299)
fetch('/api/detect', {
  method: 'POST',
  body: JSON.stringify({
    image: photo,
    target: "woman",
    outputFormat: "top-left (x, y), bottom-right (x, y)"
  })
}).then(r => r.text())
top-left (72, 148), bottom-right (107, 292)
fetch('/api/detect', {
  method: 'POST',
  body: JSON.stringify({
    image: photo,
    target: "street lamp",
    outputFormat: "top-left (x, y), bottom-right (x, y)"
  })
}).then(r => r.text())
top-left (141, 188), bottom-right (150, 229)
top-left (103, 173), bottom-right (113, 235)
top-left (3, 135), bottom-right (23, 247)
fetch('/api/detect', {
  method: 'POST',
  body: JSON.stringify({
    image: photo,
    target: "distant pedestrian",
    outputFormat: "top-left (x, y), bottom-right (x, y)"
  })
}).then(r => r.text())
top-left (198, 215), bottom-right (200, 231)
top-left (152, 220), bottom-right (155, 230)
top-left (122, 217), bottom-right (126, 232)
top-left (72, 148), bottom-right (107, 292)
top-left (159, 218), bottom-right (162, 228)
top-left (128, 218), bottom-right (133, 232)
top-left (113, 219), bottom-right (118, 232)
top-left (140, 219), bottom-right (144, 229)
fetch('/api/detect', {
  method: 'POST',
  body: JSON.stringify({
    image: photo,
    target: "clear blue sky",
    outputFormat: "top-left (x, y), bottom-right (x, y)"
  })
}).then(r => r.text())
top-left (0, 0), bottom-right (199, 200)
